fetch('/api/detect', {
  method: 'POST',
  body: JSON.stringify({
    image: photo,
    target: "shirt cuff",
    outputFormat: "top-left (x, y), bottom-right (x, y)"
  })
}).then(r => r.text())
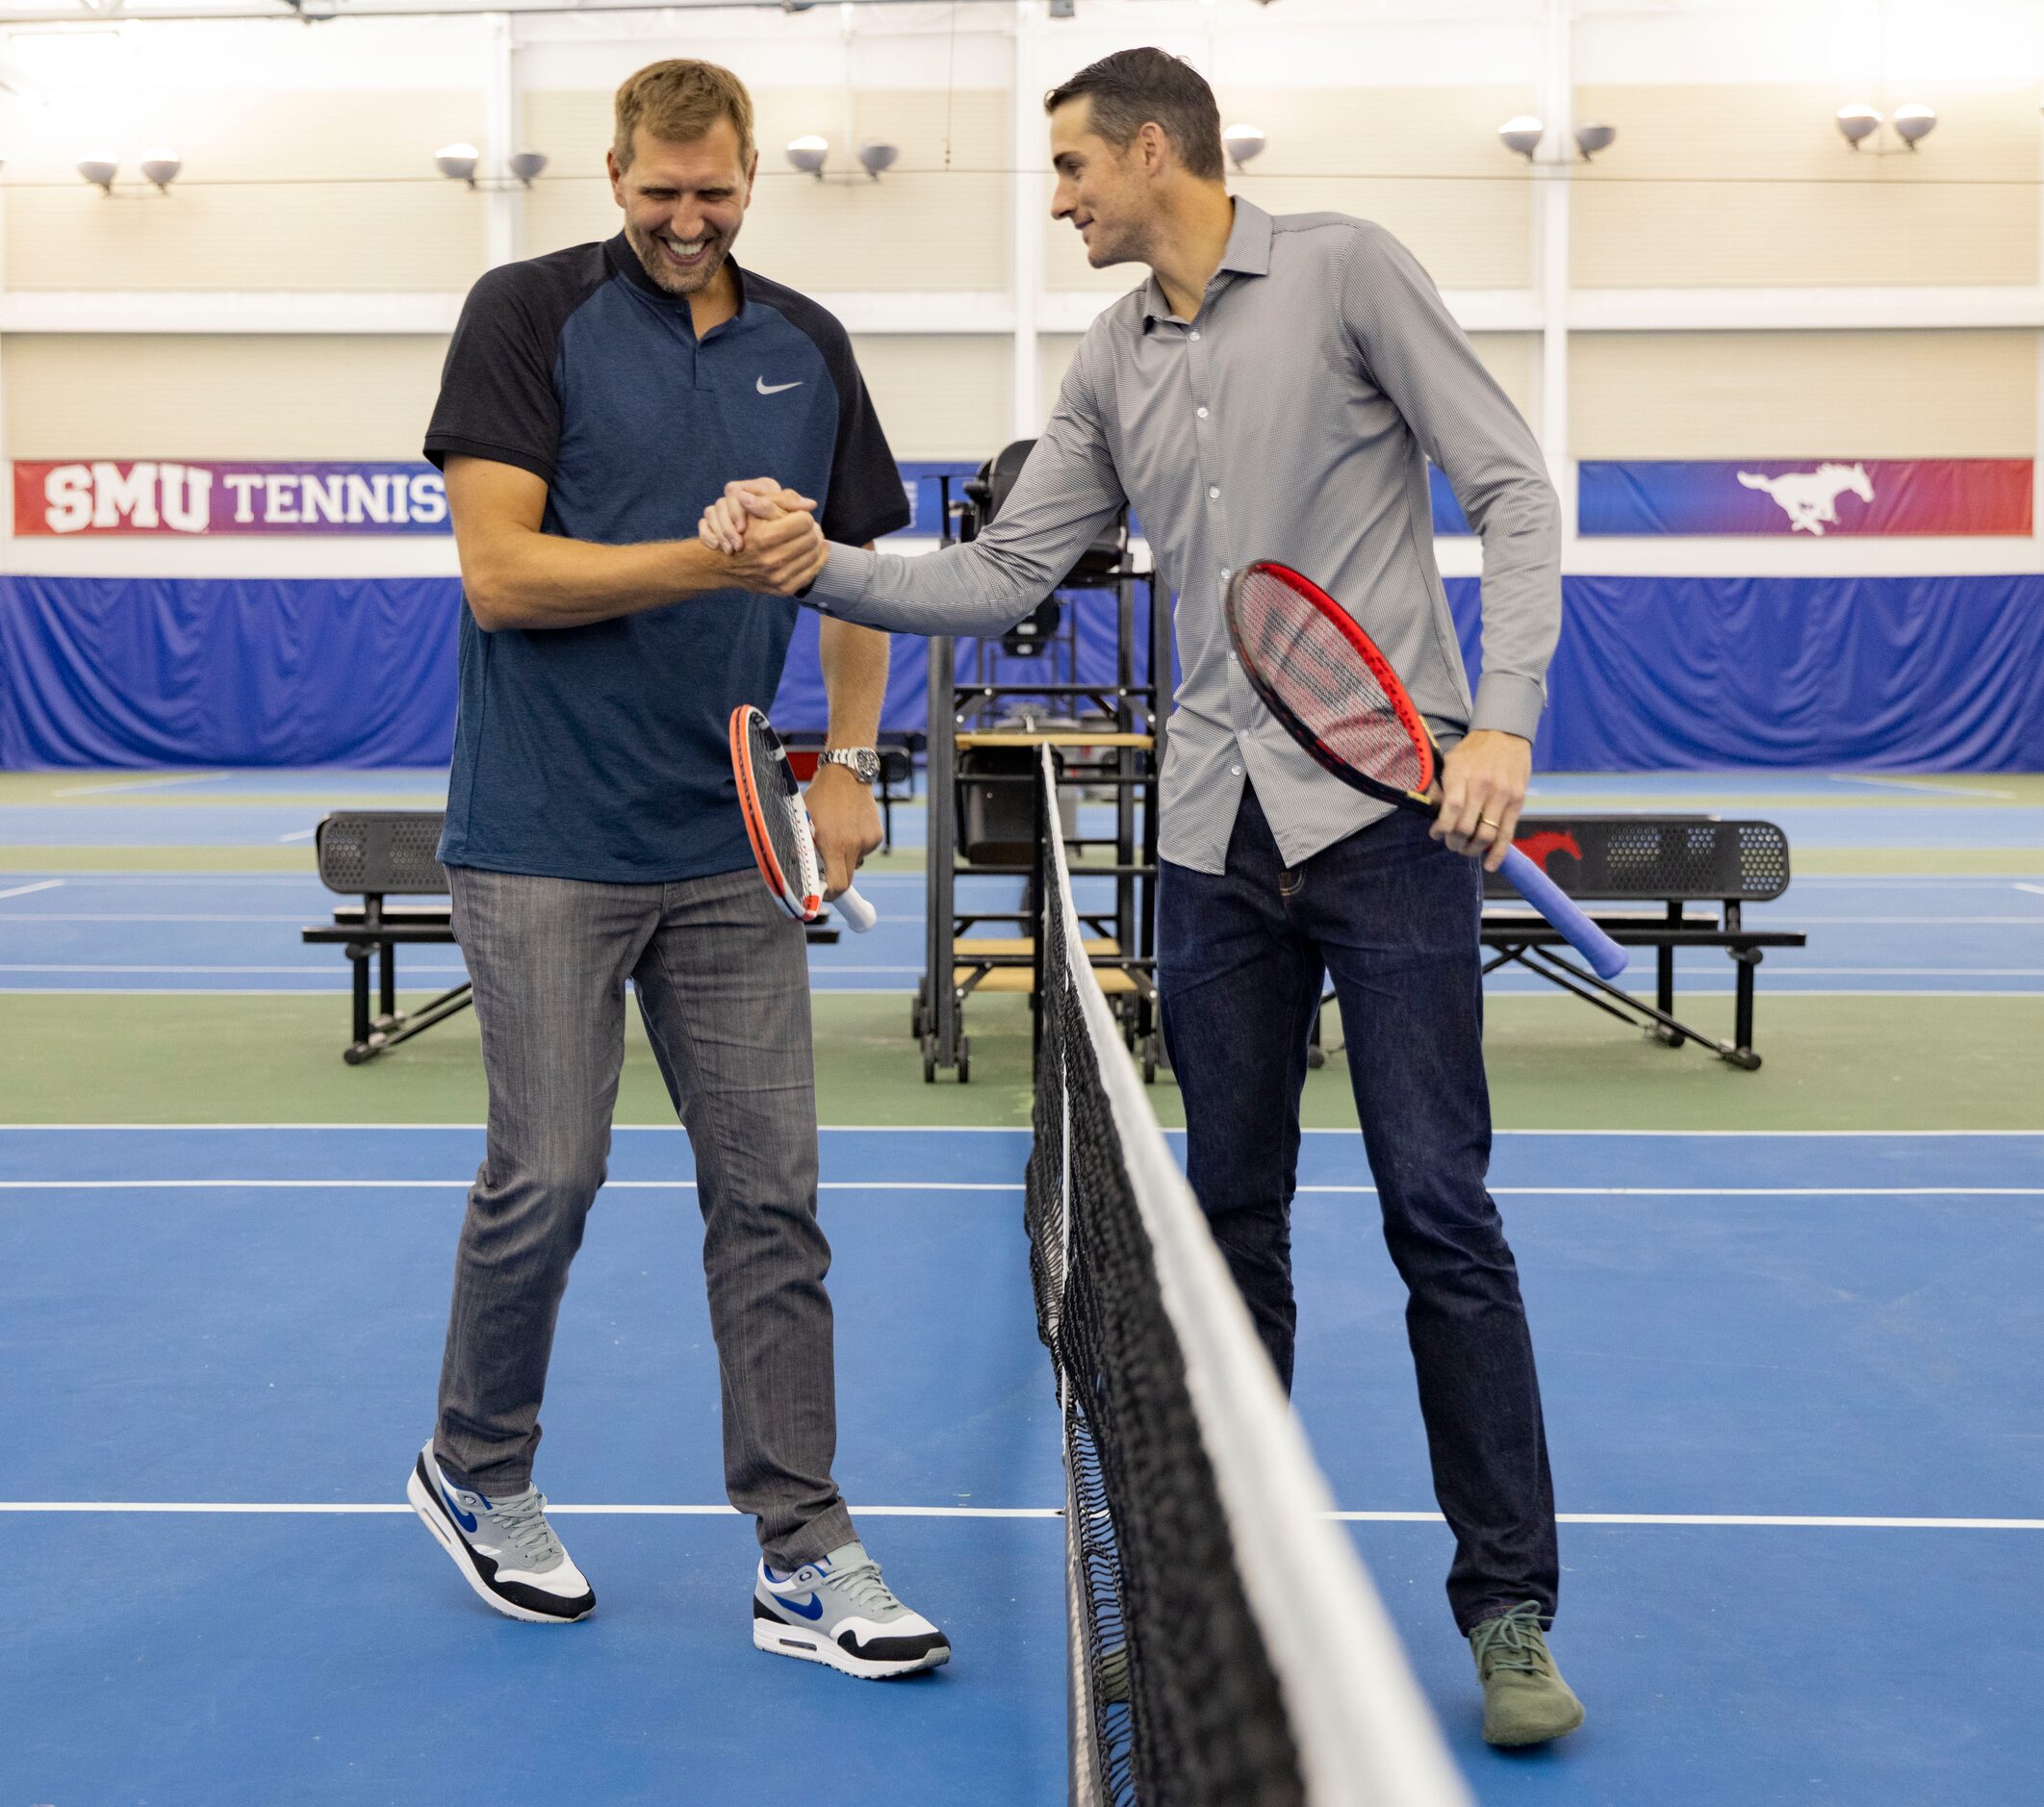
top-left (802, 543), bottom-right (878, 617)
top-left (1470, 672), bottom-right (1546, 743)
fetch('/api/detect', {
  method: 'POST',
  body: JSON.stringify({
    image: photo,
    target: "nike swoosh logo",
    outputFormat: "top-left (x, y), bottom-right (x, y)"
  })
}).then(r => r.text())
top-left (777, 1590), bottom-right (826, 1620)
top-left (756, 377), bottom-right (804, 395)
top-left (439, 1482), bottom-right (478, 1535)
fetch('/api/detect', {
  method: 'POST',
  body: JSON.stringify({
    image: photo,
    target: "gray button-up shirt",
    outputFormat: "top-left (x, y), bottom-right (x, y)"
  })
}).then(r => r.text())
top-left (806, 199), bottom-right (1561, 875)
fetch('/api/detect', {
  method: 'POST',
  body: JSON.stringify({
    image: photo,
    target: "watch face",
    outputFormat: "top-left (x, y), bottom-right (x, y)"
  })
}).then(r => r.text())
top-left (830, 749), bottom-right (881, 784)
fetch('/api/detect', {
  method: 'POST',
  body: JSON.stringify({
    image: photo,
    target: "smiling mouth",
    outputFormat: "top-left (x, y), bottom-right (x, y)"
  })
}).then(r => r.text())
top-left (659, 234), bottom-right (712, 266)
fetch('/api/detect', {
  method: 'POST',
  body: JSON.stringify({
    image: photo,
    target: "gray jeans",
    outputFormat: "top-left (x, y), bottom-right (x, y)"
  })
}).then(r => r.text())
top-left (434, 862), bottom-right (855, 1566)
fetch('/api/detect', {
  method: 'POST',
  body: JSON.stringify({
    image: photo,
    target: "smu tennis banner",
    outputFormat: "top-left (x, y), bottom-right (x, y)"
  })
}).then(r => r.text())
top-left (1579, 458), bottom-right (2033, 537)
top-left (13, 460), bottom-right (450, 536)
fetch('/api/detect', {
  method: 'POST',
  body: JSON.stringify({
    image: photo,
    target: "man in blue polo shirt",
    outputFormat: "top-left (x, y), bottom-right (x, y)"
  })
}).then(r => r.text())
top-left (403, 59), bottom-right (949, 1680)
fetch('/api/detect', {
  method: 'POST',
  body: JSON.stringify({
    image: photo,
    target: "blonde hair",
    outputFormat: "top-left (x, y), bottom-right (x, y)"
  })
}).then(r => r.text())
top-left (613, 60), bottom-right (755, 170)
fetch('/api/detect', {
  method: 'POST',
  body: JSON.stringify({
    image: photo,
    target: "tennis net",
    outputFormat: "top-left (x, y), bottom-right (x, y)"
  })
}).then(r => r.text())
top-left (1024, 747), bottom-right (1470, 1807)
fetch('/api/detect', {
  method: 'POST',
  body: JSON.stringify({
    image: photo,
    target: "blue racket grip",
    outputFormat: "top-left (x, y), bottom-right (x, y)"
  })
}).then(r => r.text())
top-left (1496, 846), bottom-right (1628, 980)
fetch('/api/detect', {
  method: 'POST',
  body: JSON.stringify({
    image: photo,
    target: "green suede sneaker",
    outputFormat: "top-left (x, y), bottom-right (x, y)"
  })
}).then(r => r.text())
top-left (1469, 1602), bottom-right (1584, 1746)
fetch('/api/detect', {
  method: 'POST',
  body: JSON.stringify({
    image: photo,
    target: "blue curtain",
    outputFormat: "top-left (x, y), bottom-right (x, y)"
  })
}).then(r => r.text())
top-left (5, 572), bottom-right (2039, 770)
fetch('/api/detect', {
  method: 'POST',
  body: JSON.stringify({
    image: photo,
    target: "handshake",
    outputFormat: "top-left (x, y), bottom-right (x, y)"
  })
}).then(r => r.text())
top-left (699, 476), bottom-right (827, 596)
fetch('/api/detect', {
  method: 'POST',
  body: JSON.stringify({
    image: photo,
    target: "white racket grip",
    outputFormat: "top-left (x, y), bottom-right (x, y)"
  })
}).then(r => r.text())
top-left (833, 885), bottom-right (877, 932)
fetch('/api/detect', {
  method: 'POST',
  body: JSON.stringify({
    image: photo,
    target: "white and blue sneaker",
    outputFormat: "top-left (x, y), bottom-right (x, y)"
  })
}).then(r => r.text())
top-left (406, 1441), bottom-right (595, 1624)
top-left (753, 1541), bottom-right (951, 1679)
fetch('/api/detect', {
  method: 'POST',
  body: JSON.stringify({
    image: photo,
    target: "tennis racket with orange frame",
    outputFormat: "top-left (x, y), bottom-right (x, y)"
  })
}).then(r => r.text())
top-left (1223, 561), bottom-right (1627, 980)
top-left (729, 704), bottom-right (878, 933)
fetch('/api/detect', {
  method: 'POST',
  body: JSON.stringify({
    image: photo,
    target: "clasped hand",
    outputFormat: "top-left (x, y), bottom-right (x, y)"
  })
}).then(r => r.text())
top-left (703, 476), bottom-right (826, 594)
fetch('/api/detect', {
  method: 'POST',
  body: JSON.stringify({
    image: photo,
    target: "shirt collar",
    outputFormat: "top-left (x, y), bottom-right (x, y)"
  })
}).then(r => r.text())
top-left (1140, 197), bottom-right (1274, 329)
top-left (605, 230), bottom-right (752, 321)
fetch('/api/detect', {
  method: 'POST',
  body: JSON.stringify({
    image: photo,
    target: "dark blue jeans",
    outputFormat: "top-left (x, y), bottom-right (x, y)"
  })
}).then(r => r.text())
top-left (1157, 786), bottom-right (1558, 1632)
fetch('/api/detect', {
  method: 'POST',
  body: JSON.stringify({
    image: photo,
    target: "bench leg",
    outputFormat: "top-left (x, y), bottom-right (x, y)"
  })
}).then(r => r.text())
top-left (346, 942), bottom-right (374, 1060)
top-left (1726, 947), bottom-right (1763, 1070)
top-left (377, 940), bottom-right (397, 1027)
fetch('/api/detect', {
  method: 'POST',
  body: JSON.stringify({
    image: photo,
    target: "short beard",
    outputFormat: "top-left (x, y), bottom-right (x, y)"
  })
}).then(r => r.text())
top-left (626, 219), bottom-right (728, 295)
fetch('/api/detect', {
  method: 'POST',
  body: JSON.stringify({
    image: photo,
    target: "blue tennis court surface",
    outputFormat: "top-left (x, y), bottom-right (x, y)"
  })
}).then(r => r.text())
top-left (4, 1124), bottom-right (2040, 1805)
top-left (5, 868), bottom-right (2043, 994)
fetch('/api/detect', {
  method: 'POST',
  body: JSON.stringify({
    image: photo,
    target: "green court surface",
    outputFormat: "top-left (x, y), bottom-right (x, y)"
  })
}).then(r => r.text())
top-left (8, 989), bottom-right (2040, 1133)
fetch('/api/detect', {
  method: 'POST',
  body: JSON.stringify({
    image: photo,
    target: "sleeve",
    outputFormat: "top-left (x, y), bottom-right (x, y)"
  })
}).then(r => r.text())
top-left (1340, 223), bottom-right (1561, 741)
top-left (817, 332), bottom-right (913, 548)
top-left (804, 334), bottom-right (1128, 638)
top-left (423, 267), bottom-right (562, 486)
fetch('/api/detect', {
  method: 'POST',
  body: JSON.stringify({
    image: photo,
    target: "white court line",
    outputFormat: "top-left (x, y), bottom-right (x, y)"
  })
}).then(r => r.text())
top-left (0, 913), bottom-right (307, 923)
top-left (0, 1501), bottom-right (2033, 1531)
top-left (2018, 884), bottom-right (2044, 899)
top-left (2, 1122), bottom-right (2039, 1136)
top-left (0, 879), bottom-right (65, 902)
top-left (0, 1178), bottom-right (1021, 1192)
top-left (1827, 774), bottom-right (2021, 800)
top-left (1753, 916), bottom-right (2044, 925)
top-left (3, 1181), bottom-right (2036, 1198)
top-left (0, 963), bottom-right (465, 976)
top-left (277, 828), bottom-right (318, 843)
top-left (45, 773), bottom-right (230, 798)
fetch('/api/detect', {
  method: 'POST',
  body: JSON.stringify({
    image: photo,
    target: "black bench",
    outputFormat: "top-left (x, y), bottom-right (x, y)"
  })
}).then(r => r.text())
top-left (1316, 814), bottom-right (1806, 1072)
top-left (302, 809), bottom-right (840, 1064)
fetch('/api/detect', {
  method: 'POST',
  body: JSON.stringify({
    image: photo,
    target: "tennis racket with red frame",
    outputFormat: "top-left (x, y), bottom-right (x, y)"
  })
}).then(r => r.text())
top-left (1223, 561), bottom-right (1627, 980)
top-left (729, 704), bottom-right (877, 933)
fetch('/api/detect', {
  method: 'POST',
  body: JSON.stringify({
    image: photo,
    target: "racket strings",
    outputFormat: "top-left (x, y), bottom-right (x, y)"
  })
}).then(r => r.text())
top-left (1232, 573), bottom-right (1429, 793)
top-left (742, 714), bottom-right (823, 909)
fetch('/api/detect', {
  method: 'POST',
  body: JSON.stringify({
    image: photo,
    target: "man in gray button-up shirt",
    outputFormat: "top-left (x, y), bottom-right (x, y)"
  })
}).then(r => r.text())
top-left (704, 47), bottom-right (1583, 1745)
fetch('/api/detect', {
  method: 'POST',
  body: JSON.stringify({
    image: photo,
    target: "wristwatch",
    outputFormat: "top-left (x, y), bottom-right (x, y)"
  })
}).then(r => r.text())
top-left (820, 747), bottom-right (881, 786)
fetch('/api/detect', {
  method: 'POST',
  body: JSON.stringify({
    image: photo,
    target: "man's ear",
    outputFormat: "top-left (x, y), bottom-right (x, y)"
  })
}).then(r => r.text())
top-left (1137, 120), bottom-right (1169, 177)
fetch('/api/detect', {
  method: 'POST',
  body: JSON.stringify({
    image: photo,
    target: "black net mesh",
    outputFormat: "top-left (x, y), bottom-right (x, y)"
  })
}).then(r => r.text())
top-left (1026, 779), bottom-right (1306, 1807)
top-left (1228, 568), bottom-right (1428, 796)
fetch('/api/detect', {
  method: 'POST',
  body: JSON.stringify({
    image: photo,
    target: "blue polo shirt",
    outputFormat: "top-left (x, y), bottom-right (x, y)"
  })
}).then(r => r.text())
top-left (423, 233), bottom-right (909, 883)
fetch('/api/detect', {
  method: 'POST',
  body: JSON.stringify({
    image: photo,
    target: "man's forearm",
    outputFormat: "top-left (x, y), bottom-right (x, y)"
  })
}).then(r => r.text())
top-left (819, 587), bottom-right (889, 747)
top-left (465, 528), bottom-right (733, 631)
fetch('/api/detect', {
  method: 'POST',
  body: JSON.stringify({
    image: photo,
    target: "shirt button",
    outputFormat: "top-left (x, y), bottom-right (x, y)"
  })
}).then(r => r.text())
top-left (1219, 567), bottom-right (1231, 580)
top-left (1208, 486), bottom-right (1220, 500)
top-left (1189, 331), bottom-right (1201, 342)
top-left (1230, 764), bottom-right (1242, 776)
top-left (1196, 406), bottom-right (1210, 420)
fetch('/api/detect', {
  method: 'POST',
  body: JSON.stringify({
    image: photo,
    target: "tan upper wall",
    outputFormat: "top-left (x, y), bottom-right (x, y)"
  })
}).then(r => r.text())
top-left (1571, 330), bottom-right (2038, 459)
top-left (0, 92), bottom-right (486, 293)
top-left (4, 336), bottom-right (450, 460)
top-left (1572, 83), bottom-right (2040, 288)
top-left (1044, 87), bottom-right (1539, 293)
top-left (850, 335), bottom-right (1009, 461)
top-left (524, 89), bottom-right (1009, 292)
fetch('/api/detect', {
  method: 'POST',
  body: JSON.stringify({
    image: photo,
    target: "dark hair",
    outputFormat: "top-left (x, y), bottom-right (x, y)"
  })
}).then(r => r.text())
top-left (1044, 47), bottom-right (1224, 182)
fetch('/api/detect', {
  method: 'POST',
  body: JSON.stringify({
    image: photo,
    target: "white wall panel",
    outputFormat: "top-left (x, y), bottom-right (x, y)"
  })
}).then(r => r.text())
top-left (849, 334), bottom-right (1009, 461)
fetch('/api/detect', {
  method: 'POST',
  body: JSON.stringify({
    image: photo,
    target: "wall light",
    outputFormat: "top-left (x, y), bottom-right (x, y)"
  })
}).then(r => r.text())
top-left (785, 135), bottom-right (829, 177)
top-left (1892, 102), bottom-right (1937, 147)
top-left (435, 141), bottom-right (479, 186)
top-left (508, 150), bottom-right (549, 186)
top-left (140, 149), bottom-right (182, 191)
top-left (856, 140), bottom-right (898, 179)
top-left (77, 155), bottom-right (117, 193)
top-left (1573, 122), bottom-right (1617, 161)
top-left (1496, 115), bottom-right (1544, 160)
top-left (1835, 104), bottom-right (1881, 148)
top-left (1222, 122), bottom-right (1266, 169)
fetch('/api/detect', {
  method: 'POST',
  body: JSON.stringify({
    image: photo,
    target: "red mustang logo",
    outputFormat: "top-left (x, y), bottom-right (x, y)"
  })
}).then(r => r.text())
top-left (1513, 829), bottom-right (1582, 875)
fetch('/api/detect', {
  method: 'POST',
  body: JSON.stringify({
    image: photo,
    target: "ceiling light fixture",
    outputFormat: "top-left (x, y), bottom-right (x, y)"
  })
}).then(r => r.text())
top-left (77, 155), bottom-right (117, 193)
top-left (1891, 102), bottom-right (1937, 148)
top-left (435, 141), bottom-right (479, 186)
top-left (1835, 104), bottom-right (1881, 148)
top-left (1497, 115), bottom-right (1544, 161)
top-left (856, 140), bottom-right (898, 180)
top-left (140, 149), bottom-right (182, 191)
top-left (1222, 123), bottom-right (1266, 169)
top-left (1573, 122), bottom-right (1617, 161)
top-left (785, 135), bottom-right (829, 177)
top-left (508, 150), bottom-right (549, 186)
